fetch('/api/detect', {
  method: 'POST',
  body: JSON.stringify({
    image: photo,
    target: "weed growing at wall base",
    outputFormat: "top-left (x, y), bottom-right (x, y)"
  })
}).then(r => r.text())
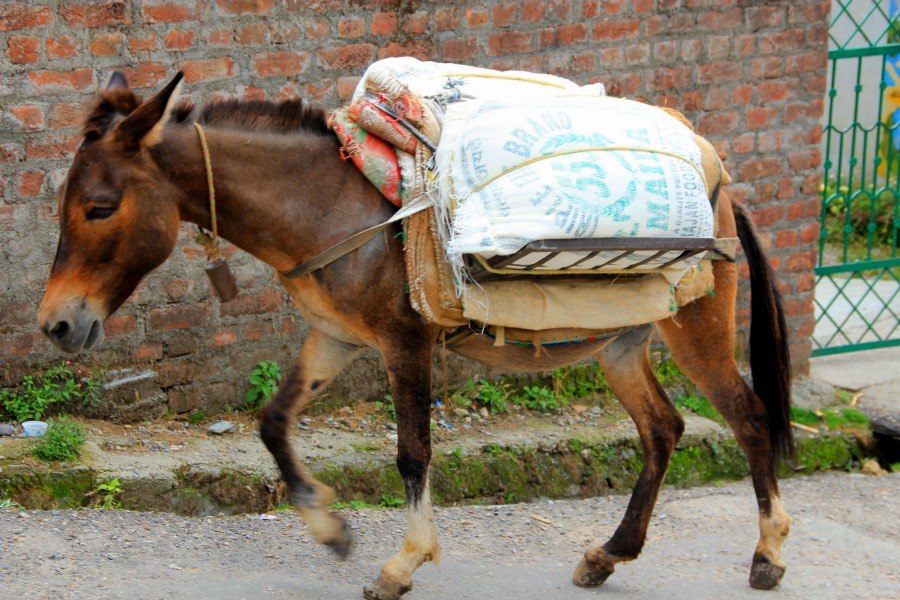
top-left (31, 415), bottom-right (85, 462)
top-left (0, 362), bottom-right (100, 422)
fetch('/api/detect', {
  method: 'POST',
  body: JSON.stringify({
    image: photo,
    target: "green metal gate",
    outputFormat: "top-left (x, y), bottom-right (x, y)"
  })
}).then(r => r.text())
top-left (815, 0), bottom-right (900, 355)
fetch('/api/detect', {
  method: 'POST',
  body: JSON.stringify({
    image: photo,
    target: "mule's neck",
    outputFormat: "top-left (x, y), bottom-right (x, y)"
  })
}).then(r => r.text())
top-left (150, 123), bottom-right (392, 272)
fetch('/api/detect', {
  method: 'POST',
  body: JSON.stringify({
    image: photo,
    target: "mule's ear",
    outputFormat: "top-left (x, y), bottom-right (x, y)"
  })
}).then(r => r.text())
top-left (106, 70), bottom-right (129, 91)
top-left (114, 71), bottom-right (184, 148)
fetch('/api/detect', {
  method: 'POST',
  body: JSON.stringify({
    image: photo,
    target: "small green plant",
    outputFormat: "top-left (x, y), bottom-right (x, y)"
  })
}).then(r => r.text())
top-left (375, 394), bottom-right (397, 421)
top-left (513, 385), bottom-right (563, 413)
top-left (891, 462), bottom-right (900, 473)
top-left (332, 499), bottom-right (377, 510)
top-left (187, 409), bottom-right (207, 425)
top-left (484, 443), bottom-right (503, 456)
top-left (95, 478), bottom-right (123, 510)
top-left (452, 378), bottom-right (510, 414)
top-left (31, 415), bottom-right (86, 462)
top-left (244, 361), bottom-right (281, 409)
top-left (0, 491), bottom-right (20, 511)
top-left (549, 363), bottom-right (610, 400)
top-left (380, 495), bottom-right (405, 508)
top-left (0, 361), bottom-right (100, 422)
top-left (674, 394), bottom-right (725, 425)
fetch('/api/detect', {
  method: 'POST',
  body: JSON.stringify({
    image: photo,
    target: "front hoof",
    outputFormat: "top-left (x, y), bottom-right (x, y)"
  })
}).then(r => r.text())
top-left (363, 574), bottom-right (412, 600)
top-left (749, 559), bottom-right (786, 590)
top-left (324, 512), bottom-right (353, 560)
top-left (572, 552), bottom-right (616, 588)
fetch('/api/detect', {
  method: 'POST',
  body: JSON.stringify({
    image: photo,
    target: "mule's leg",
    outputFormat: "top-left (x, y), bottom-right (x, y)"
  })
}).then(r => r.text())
top-left (656, 261), bottom-right (791, 589)
top-left (259, 328), bottom-right (363, 557)
top-left (573, 325), bottom-right (685, 587)
top-left (364, 334), bottom-right (439, 600)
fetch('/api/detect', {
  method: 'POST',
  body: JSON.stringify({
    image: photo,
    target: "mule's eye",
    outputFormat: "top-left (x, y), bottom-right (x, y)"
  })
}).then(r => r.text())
top-left (86, 206), bottom-right (117, 220)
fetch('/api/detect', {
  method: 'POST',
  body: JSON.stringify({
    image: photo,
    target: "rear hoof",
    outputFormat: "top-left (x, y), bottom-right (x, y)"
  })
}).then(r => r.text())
top-left (572, 552), bottom-right (616, 588)
top-left (363, 574), bottom-right (412, 600)
top-left (324, 512), bottom-right (353, 560)
top-left (750, 559), bottom-right (786, 590)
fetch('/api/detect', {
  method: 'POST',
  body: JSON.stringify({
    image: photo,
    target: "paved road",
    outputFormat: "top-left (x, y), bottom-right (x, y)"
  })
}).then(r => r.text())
top-left (1, 472), bottom-right (897, 600)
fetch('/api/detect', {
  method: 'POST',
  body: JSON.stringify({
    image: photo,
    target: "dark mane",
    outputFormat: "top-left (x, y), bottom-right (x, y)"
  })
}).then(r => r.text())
top-left (196, 98), bottom-right (332, 137)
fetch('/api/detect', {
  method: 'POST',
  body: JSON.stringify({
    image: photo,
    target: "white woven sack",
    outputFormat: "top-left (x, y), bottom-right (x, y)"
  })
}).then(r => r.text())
top-left (435, 95), bottom-right (715, 272)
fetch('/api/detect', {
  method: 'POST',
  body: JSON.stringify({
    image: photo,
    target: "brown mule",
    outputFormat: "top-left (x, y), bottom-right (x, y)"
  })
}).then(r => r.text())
top-left (38, 72), bottom-right (793, 598)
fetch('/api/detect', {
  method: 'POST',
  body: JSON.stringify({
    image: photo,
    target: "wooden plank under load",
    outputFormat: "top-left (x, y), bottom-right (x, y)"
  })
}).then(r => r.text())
top-left (465, 237), bottom-right (716, 282)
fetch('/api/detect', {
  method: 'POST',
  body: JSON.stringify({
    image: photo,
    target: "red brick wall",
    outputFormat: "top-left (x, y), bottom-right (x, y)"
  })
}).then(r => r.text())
top-left (0, 0), bottom-right (828, 411)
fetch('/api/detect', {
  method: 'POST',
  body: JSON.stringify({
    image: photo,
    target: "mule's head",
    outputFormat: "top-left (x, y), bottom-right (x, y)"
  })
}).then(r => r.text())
top-left (38, 72), bottom-right (185, 353)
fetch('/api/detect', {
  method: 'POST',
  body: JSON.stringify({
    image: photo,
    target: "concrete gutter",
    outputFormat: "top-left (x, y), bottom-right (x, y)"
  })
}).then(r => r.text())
top-left (0, 365), bottom-right (881, 515)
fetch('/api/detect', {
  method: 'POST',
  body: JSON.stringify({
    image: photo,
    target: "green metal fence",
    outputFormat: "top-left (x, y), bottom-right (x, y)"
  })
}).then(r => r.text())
top-left (814, 0), bottom-right (900, 355)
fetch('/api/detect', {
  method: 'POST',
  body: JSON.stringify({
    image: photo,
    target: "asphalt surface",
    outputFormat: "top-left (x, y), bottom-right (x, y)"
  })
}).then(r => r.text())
top-left (1, 471), bottom-right (897, 600)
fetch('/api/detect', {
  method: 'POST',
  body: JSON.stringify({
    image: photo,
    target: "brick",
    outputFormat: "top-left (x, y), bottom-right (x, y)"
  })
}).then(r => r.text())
top-left (336, 76), bottom-right (360, 100)
top-left (167, 386), bottom-right (202, 413)
top-left (697, 61), bottom-right (742, 84)
top-left (366, 12), bottom-right (397, 36)
top-left (788, 149), bottom-right (821, 172)
top-left (747, 5), bottom-right (785, 30)
top-left (183, 57), bottom-right (237, 82)
top-left (89, 33), bottom-right (123, 56)
top-left (494, 3), bottom-right (517, 27)
top-left (739, 157), bottom-right (783, 181)
top-left (271, 24), bottom-right (300, 44)
top-left (47, 35), bottom-right (79, 59)
top-left (784, 249), bottom-right (816, 273)
top-left (776, 178), bottom-right (795, 200)
top-left (17, 170), bottom-right (45, 196)
top-left (142, 1), bottom-right (202, 23)
top-left (105, 315), bottom-right (136, 338)
top-left (119, 62), bottom-right (169, 89)
top-left (758, 80), bottom-right (797, 103)
top-left (26, 136), bottom-right (75, 160)
top-left (167, 332), bottom-right (198, 357)
top-left (0, 144), bottom-right (20, 164)
top-left (703, 88), bottom-right (728, 111)
top-left (648, 66), bottom-right (692, 91)
top-left (697, 8), bottom-right (742, 29)
top-left (647, 13), bottom-right (695, 36)
top-left (303, 79), bottom-right (335, 102)
top-left (747, 106), bottom-right (779, 129)
top-left (220, 289), bottom-right (282, 318)
top-left (787, 198), bottom-right (821, 220)
top-left (775, 229), bottom-right (798, 249)
top-left (0, 5), bottom-right (52, 31)
top-left (243, 320), bottom-right (275, 341)
top-left (1, 332), bottom-right (47, 356)
top-left (783, 99), bottom-right (823, 123)
top-left (213, 327), bottom-right (238, 347)
top-left (731, 84), bottom-right (753, 105)
top-left (128, 32), bottom-right (157, 52)
top-left (401, 11), bottom-right (430, 36)
top-left (8, 35), bottom-right (40, 64)
top-left (377, 40), bottom-right (435, 61)
top-left (253, 51), bottom-right (311, 77)
top-left (442, 37), bottom-right (478, 62)
top-left (624, 43), bottom-right (650, 65)
top-left (521, 0), bottom-right (544, 22)
top-left (339, 16), bottom-right (365, 38)
top-left (59, 2), bottom-right (130, 26)
top-left (464, 8), bottom-right (490, 28)
top-left (9, 105), bottom-right (44, 131)
top-left (164, 30), bottom-right (196, 51)
top-left (317, 44), bottom-right (376, 69)
top-left (733, 133), bottom-right (755, 154)
top-left (681, 39), bottom-right (702, 62)
top-left (547, 0), bottom-right (572, 20)
top-left (751, 56), bottom-right (783, 79)
top-left (28, 68), bottom-right (94, 94)
top-left (216, 0), bottom-right (275, 15)
top-left (147, 303), bottom-right (211, 331)
top-left (800, 222), bottom-right (820, 245)
top-left (237, 23), bottom-right (268, 45)
top-left (593, 19), bottom-right (640, 41)
top-left (434, 8), bottom-right (459, 32)
top-left (795, 270), bottom-right (816, 293)
top-left (707, 36), bottom-right (730, 60)
top-left (785, 51), bottom-right (827, 75)
top-left (487, 31), bottom-right (533, 55)
top-left (540, 24), bottom-right (588, 49)
top-left (750, 204), bottom-right (786, 229)
top-left (680, 90), bottom-right (702, 112)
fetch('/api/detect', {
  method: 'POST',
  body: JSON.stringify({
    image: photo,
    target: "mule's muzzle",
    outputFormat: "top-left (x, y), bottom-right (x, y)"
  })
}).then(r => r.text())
top-left (39, 300), bottom-right (105, 354)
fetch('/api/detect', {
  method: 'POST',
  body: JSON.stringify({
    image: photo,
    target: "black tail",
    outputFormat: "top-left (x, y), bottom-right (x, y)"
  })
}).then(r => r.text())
top-left (733, 201), bottom-right (794, 462)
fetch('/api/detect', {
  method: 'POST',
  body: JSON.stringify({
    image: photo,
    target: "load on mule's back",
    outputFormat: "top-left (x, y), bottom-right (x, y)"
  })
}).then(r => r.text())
top-left (37, 63), bottom-right (792, 599)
